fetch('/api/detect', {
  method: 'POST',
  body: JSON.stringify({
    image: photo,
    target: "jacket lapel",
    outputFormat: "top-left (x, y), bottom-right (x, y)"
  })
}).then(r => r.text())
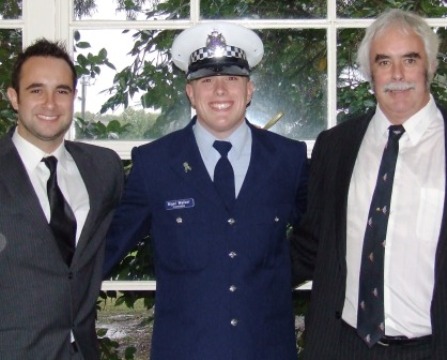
top-left (64, 142), bottom-right (103, 263)
top-left (434, 106), bottom-right (447, 281)
top-left (236, 124), bottom-right (277, 204)
top-left (0, 135), bottom-right (59, 249)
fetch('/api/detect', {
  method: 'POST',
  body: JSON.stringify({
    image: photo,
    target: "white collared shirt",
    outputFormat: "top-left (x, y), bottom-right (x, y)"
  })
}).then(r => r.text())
top-left (12, 129), bottom-right (90, 244)
top-left (193, 119), bottom-right (252, 197)
top-left (343, 95), bottom-right (445, 337)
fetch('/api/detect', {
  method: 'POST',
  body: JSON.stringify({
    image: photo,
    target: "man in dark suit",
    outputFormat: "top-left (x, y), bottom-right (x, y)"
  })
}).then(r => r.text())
top-left (292, 9), bottom-right (447, 360)
top-left (104, 23), bottom-right (308, 359)
top-left (0, 39), bottom-right (123, 359)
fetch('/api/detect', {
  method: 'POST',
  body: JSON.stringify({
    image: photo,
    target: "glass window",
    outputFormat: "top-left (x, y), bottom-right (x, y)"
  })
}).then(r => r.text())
top-left (73, 28), bottom-right (191, 140)
top-left (336, 0), bottom-right (445, 18)
top-left (74, 27), bottom-right (327, 141)
top-left (74, 0), bottom-right (188, 21)
top-left (0, 0), bottom-right (22, 20)
top-left (0, 29), bottom-right (22, 133)
top-left (200, 0), bottom-right (326, 19)
top-left (248, 29), bottom-right (327, 140)
top-left (336, 28), bottom-right (374, 124)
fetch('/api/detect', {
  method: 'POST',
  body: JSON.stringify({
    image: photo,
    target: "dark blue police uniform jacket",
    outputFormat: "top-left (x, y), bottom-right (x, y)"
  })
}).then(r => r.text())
top-left (104, 117), bottom-right (309, 360)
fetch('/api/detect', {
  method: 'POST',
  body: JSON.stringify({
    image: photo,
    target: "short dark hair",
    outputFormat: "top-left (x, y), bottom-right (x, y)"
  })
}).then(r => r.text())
top-left (10, 38), bottom-right (77, 93)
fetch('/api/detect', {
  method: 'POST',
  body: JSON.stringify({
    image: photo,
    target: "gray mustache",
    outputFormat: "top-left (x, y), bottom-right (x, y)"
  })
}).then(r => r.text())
top-left (384, 82), bottom-right (416, 92)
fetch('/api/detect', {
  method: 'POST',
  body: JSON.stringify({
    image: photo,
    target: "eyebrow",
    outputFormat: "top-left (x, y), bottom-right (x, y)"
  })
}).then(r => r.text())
top-left (374, 52), bottom-right (421, 62)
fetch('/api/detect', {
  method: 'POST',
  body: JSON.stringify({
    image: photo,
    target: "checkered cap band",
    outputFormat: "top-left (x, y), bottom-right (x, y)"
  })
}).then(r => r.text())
top-left (189, 45), bottom-right (246, 65)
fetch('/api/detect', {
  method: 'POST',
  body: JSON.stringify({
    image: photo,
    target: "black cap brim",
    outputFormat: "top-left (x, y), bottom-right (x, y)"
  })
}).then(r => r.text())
top-left (187, 57), bottom-right (250, 80)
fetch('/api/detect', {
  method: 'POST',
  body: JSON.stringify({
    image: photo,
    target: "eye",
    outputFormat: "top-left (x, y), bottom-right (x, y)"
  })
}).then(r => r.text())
top-left (377, 59), bottom-right (390, 67)
top-left (200, 77), bottom-right (212, 83)
top-left (404, 58), bottom-right (417, 65)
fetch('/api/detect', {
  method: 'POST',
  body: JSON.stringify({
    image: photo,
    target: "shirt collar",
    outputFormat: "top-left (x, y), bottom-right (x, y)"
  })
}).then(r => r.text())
top-left (12, 128), bottom-right (67, 173)
top-left (193, 119), bottom-right (250, 160)
top-left (372, 95), bottom-right (439, 145)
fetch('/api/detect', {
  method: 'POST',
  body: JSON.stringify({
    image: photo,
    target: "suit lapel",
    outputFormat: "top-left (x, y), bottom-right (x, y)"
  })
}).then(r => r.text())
top-left (236, 124), bottom-right (277, 204)
top-left (434, 107), bottom-right (447, 281)
top-left (0, 135), bottom-right (59, 249)
top-left (64, 142), bottom-right (102, 261)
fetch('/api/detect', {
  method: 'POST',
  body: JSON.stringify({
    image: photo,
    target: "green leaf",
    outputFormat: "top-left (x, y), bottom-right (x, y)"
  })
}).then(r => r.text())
top-left (75, 41), bottom-right (91, 49)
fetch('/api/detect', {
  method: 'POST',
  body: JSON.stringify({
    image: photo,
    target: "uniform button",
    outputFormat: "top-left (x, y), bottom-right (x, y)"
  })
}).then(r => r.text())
top-left (176, 217), bottom-right (183, 224)
top-left (230, 319), bottom-right (238, 326)
top-left (227, 218), bottom-right (236, 225)
top-left (229, 285), bottom-right (237, 292)
top-left (228, 251), bottom-right (237, 258)
top-left (68, 272), bottom-right (73, 280)
top-left (274, 216), bottom-right (279, 222)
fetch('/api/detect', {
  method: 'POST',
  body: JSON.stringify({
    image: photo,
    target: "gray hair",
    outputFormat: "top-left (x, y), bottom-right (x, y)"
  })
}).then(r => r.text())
top-left (356, 9), bottom-right (440, 83)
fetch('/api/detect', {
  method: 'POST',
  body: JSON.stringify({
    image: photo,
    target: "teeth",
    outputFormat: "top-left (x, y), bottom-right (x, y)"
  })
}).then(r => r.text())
top-left (211, 103), bottom-right (230, 110)
top-left (38, 115), bottom-right (57, 121)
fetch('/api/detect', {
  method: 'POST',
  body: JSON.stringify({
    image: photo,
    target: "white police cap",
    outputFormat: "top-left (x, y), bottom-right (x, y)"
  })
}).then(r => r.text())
top-left (171, 22), bottom-right (264, 81)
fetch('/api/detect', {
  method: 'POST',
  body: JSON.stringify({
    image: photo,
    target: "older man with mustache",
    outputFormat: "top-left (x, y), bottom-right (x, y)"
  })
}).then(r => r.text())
top-left (291, 9), bottom-right (447, 360)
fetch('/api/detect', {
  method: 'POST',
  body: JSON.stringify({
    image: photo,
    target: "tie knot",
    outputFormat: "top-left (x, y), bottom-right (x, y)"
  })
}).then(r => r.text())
top-left (388, 125), bottom-right (405, 141)
top-left (42, 156), bottom-right (58, 174)
top-left (213, 141), bottom-right (232, 157)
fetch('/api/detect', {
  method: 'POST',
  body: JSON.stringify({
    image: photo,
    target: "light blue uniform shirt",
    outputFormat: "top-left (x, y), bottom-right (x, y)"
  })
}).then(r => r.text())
top-left (193, 119), bottom-right (252, 197)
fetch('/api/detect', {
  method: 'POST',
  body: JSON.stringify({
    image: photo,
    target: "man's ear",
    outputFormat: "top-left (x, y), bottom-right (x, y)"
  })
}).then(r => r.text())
top-left (246, 80), bottom-right (254, 105)
top-left (186, 83), bottom-right (195, 108)
top-left (7, 87), bottom-right (19, 111)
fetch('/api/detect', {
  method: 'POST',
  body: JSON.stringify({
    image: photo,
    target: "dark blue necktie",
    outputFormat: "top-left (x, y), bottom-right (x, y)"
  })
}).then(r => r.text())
top-left (213, 140), bottom-right (235, 209)
top-left (357, 125), bottom-right (405, 347)
top-left (42, 156), bottom-right (77, 266)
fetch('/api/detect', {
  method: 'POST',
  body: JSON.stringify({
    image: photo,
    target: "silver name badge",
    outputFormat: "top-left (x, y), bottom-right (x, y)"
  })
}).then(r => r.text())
top-left (165, 198), bottom-right (195, 210)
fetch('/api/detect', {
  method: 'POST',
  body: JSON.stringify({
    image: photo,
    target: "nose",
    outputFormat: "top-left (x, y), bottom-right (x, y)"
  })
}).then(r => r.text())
top-left (42, 91), bottom-right (56, 108)
top-left (391, 63), bottom-right (404, 81)
top-left (214, 77), bottom-right (227, 95)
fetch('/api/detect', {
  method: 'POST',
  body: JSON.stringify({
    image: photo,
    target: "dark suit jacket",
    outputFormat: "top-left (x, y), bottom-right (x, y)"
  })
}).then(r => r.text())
top-left (0, 133), bottom-right (124, 360)
top-left (104, 118), bottom-right (309, 360)
top-left (291, 108), bottom-right (447, 359)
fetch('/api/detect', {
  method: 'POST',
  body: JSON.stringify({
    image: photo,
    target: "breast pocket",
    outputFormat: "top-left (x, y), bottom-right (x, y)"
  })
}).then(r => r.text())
top-left (416, 188), bottom-right (445, 243)
top-left (152, 209), bottom-right (212, 272)
top-left (245, 204), bottom-right (292, 267)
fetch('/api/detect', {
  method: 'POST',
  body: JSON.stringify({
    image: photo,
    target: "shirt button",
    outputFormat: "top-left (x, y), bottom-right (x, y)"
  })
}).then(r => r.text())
top-left (274, 216), bottom-right (279, 222)
top-left (228, 251), bottom-right (237, 259)
top-left (229, 285), bottom-right (237, 292)
top-left (230, 319), bottom-right (238, 326)
top-left (176, 217), bottom-right (183, 224)
top-left (227, 218), bottom-right (236, 225)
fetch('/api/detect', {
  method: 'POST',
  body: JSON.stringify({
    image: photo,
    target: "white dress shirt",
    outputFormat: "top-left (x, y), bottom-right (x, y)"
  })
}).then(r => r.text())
top-left (12, 129), bottom-right (90, 244)
top-left (193, 119), bottom-right (252, 197)
top-left (343, 96), bottom-right (445, 337)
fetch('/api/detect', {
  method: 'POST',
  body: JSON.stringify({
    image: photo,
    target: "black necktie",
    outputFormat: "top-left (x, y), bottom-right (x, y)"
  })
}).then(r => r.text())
top-left (42, 156), bottom-right (77, 266)
top-left (213, 140), bottom-right (235, 209)
top-left (357, 125), bottom-right (405, 347)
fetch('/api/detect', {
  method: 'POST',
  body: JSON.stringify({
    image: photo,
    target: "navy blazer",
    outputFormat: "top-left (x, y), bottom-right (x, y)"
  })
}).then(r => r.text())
top-left (104, 118), bottom-right (309, 360)
top-left (292, 107), bottom-right (447, 359)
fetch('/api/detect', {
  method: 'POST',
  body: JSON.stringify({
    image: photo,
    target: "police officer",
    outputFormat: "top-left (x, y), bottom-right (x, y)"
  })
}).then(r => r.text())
top-left (104, 22), bottom-right (308, 360)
